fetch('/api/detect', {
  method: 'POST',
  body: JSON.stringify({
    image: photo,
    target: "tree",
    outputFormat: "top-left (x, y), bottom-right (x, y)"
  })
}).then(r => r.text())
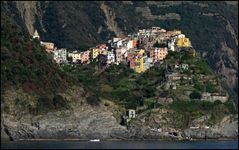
top-left (98, 54), bottom-right (107, 68)
top-left (153, 41), bottom-right (160, 47)
top-left (189, 90), bottom-right (202, 99)
top-left (67, 56), bottom-right (73, 63)
top-left (86, 94), bottom-right (101, 106)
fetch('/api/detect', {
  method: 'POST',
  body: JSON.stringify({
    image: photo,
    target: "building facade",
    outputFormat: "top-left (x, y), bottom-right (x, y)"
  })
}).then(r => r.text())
top-left (33, 29), bottom-right (40, 39)
top-left (68, 51), bottom-right (81, 63)
top-left (177, 37), bottom-right (191, 47)
top-left (41, 42), bottom-right (54, 53)
top-left (81, 50), bottom-right (90, 63)
top-left (53, 48), bottom-right (68, 64)
top-left (107, 51), bottom-right (115, 64)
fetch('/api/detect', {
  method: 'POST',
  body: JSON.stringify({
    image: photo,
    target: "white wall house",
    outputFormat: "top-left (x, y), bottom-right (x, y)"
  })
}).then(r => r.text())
top-left (54, 48), bottom-right (68, 64)
top-left (68, 51), bottom-right (81, 63)
top-left (107, 51), bottom-right (115, 65)
top-left (168, 38), bottom-right (176, 51)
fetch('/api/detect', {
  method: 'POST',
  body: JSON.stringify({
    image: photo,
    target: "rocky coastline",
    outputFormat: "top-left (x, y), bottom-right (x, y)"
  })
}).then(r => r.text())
top-left (1, 88), bottom-right (238, 142)
top-left (1, 108), bottom-right (238, 142)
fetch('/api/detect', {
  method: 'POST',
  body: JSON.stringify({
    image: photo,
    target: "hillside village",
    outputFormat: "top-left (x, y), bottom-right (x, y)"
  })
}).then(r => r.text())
top-left (34, 27), bottom-right (191, 73)
top-left (34, 27), bottom-right (228, 105)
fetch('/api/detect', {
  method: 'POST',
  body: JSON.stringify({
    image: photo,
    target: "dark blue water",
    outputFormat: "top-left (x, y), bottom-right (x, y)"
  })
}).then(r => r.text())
top-left (1, 140), bottom-right (238, 149)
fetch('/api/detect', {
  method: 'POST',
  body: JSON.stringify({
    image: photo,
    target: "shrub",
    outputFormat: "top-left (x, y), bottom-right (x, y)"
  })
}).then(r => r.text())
top-left (36, 96), bottom-right (54, 114)
top-left (214, 100), bottom-right (222, 105)
top-left (189, 90), bottom-right (202, 99)
top-left (224, 100), bottom-right (237, 114)
top-left (53, 94), bottom-right (68, 109)
top-left (86, 94), bottom-right (100, 106)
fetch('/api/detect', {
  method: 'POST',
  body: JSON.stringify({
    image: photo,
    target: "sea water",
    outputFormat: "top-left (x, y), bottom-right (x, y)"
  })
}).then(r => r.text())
top-left (1, 140), bottom-right (238, 149)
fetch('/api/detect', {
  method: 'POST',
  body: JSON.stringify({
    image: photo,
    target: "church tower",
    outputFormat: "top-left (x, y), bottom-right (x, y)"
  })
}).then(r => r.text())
top-left (33, 29), bottom-right (40, 40)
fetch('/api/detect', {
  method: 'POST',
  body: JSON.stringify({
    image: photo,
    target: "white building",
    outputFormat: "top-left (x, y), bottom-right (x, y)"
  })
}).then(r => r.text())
top-left (113, 37), bottom-right (121, 43)
top-left (168, 38), bottom-right (176, 51)
top-left (53, 48), bottom-right (68, 64)
top-left (201, 92), bottom-right (228, 103)
top-left (33, 29), bottom-right (40, 39)
top-left (177, 34), bottom-right (185, 39)
top-left (127, 109), bottom-right (136, 119)
top-left (68, 51), bottom-right (81, 63)
top-left (127, 40), bottom-right (134, 49)
top-left (115, 47), bottom-right (127, 64)
top-left (107, 51), bottom-right (115, 64)
top-left (181, 64), bottom-right (189, 70)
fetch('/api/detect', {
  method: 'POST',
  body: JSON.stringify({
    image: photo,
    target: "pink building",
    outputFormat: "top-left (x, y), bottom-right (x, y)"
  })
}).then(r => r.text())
top-left (81, 50), bottom-right (90, 63)
top-left (96, 44), bottom-right (108, 55)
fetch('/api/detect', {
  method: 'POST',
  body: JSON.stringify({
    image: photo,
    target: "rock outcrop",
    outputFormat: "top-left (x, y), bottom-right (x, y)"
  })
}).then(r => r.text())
top-left (1, 87), bottom-right (130, 141)
top-left (184, 115), bottom-right (238, 139)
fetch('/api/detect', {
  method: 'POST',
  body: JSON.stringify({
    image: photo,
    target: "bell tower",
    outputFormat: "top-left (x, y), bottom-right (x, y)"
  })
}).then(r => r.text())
top-left (33, 29), bottom-right (40, 40)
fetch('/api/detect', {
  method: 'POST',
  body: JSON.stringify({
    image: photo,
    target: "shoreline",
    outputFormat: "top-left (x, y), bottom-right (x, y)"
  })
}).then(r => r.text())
top-left (7, 137), bottom-right (238, 142)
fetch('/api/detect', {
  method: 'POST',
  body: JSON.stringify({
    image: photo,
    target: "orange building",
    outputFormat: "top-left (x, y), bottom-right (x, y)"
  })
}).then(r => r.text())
top-left (150, 47), bottom-right (168, 62)
top-left (132, 40), bottom-right (137, 48)
top-left (157, 48), bottom-right (168, 60)
top-left (41, 42), bottom-right (54, 53)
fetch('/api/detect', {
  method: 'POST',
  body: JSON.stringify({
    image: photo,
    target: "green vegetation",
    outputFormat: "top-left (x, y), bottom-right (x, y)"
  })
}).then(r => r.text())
top-left (1, 14), bottom-right (74, 96)
top-left (153, 41), bottom-right (167, 48)
top-left (33, 94), bottom-right (69, 115)
top-left (194, 60), bottom-right (212, 75)
top-left (60, 61), bottom-right (167, 109)
top-left (189, 90), bottom-right (202, 99)
top-left (169, 99), bottom-right (237, 126)
top-left (169, 100), bottom-right (212, 113)
top-left (86, 94), bottom-right (101, 106)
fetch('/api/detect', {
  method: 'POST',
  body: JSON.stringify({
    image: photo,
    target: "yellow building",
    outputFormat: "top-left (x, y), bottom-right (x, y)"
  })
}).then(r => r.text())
top-left (177, 37), bottom-right (191, 47)
top-left (135, 56), bottom-right (145, 73)
top-left (137, 49), bottom-right (145, 55)
top-left (92, 48), bottom-right (99, 59)
top-left (135, 49), bottom-right (145, 73)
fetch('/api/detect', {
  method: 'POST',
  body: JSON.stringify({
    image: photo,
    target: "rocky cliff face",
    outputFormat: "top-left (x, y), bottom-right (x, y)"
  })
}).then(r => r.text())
top-left (1, 87), bottom-right (129, 141)
top-left (128, 108), bottom-right (238, 140)
top-left (184, 115), bottom-right (238, 139)
top-left (1, 1), bottom-right (237, 105)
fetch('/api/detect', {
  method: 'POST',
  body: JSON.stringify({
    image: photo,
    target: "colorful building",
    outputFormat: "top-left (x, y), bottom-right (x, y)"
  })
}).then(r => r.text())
top-left (127, 49), bottom-right (145, 73)
top-left (150, 47), bottom-right (168, 62)
top-left (177, 36), bottom-right (191, 47)
top-left (127, 40), bottom-right (137, 49)
top-left (81, 50), bottom-right (90, 63)
top-left (91, 48), bottom-right (99, 59)
top-left (41, 42), bottom-right (54, 53)
top-left (115, 47), bottom-right (127, 64)
top-left (96, 44), bottom-right (108, 55)
top-left (157, 48), bottom-right (168, 60)
top-left (135, 56), bottom-right (145, 73)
